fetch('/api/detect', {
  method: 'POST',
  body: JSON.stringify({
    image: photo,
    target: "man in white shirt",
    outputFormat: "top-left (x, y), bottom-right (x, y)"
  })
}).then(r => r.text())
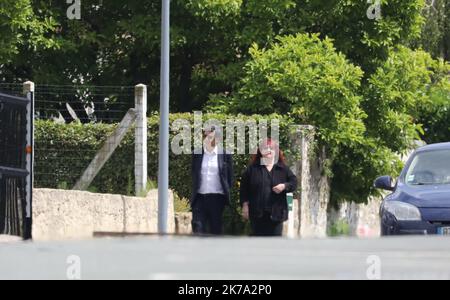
top-left (191, 126), bottom-right (234, 235)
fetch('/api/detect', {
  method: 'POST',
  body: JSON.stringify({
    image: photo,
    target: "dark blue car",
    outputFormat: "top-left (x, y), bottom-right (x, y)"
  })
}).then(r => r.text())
top-left (375, 142), bottom-right (450, 236)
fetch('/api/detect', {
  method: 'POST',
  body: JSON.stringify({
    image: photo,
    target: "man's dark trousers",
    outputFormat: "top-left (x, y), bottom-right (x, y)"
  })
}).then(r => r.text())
top-left (192, 194), bottom-right (226, 235)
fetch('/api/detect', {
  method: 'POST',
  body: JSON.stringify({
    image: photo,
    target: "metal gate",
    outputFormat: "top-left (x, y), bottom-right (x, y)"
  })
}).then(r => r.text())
top-left (0, 91), bottom-right (33, 239)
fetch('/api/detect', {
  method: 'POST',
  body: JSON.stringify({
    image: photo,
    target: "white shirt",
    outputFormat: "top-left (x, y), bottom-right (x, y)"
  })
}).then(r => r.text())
top-left (198, 146), bottom-right (224, 195)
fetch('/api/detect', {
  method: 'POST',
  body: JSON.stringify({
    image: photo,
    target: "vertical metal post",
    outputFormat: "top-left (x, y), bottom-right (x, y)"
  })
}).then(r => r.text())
top-left (23, 81), bottom-right (34, 240)
top-left (158, 0), bottom-right (170, 234)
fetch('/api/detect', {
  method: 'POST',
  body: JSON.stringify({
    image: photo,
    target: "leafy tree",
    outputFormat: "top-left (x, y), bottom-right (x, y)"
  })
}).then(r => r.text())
top-left (417, 57), bottom-right (450, 143)
top-left (419, 84), bottom-right (450, 143)
top-left (2, 1), bottom-right (243, 111)
top-left (364, 46), bottom-right (449, 146)
top-left (364, 47), bottom-right (433, 152)
top-left (413, 0), bottom-right (449, 61)
top-left (2, 0), bottom-right (428, 111)
top-left (219, 34), bottom-right (394, 203)
top-left (218, 34), bottom-right (449, 204)
top-left (232, 33), bottom-right (367, 153)
top-left (0, 0), bottom-right (57, 68)
top-left (280, 0), bottom-right (426, 74)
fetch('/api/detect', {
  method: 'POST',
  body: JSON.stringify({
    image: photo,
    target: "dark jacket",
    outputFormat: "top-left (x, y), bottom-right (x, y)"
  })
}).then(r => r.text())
top-left (240, 161), bottom-right (297, 222)
top-left (191, 148), bottom-right (234, 206)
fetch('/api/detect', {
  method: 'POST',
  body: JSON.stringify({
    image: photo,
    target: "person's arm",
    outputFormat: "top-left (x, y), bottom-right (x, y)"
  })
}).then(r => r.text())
top-left (284, 167), bottom-right (298, 193)
top-left (240, 167), bottom-right (251, 220)
top-left (273, 167), bottom-right (298, 194)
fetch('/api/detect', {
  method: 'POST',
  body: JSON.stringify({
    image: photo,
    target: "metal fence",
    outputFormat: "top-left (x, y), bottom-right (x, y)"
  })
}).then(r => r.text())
top-left (0, 91), bottom-right (33, 238)
top-left (31, 84), bottom-right (135, 191)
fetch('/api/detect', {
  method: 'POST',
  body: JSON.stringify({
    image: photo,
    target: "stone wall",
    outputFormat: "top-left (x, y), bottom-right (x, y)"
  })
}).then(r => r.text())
top-left (32, 189), bottom-right (175, 241)
top-left (175, 212), bottom-right (192, 235)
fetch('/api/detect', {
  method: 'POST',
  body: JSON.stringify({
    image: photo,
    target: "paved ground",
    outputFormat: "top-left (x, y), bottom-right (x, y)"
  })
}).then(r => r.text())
top-left (1, 236), bottom-right (450, 280)
top-left (0, 235), bottom-right (22, 243)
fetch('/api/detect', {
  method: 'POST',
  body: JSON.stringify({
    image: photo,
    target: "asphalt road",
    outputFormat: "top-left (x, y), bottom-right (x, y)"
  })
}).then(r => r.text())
top-left (1, 236), bottom-right (450, 280)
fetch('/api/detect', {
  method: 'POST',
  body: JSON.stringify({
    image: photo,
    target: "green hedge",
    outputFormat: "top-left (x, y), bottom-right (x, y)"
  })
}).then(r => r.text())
top-left (34, 113), bottom-right (296, 235)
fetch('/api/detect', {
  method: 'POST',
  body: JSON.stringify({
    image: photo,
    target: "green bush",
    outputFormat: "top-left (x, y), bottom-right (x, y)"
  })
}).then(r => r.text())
top-left (34, 112), bottom-right (296, 235)
top-left (363, 47), bottom-right (444, 153)
top-left (419, 84), bottom-right (450, 144)
top-left (416, 59), bottom-right (450, 144)
top-left (327, 219), bottom-right (351, 237)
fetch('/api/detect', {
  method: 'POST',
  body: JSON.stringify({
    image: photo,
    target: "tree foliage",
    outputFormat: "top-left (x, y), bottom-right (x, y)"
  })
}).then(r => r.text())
top-left (1, 0), bottom-right (448, 204)
top-left (0, 0), bottom-right (57, 65)
top-left (413, 0), bottom-right (449, 61)
top-left (2, 0), bottom-right (431, 110)
top-left (213, 34), bottom-right (449, 203)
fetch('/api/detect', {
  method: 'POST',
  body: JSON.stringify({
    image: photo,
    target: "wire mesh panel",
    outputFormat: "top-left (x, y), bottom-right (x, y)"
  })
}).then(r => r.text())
top-left (34, 85), bottom-right (134, 123)
top-left (33, 85), bottom-right (135, 192)
top-left (1, 83), bottom-right (136, 194)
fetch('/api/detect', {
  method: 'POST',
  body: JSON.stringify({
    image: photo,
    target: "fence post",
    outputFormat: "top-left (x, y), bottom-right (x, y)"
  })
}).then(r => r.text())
top-left (73, 109), bottom-right (137, 191)
top-left (135, 84), bottom-right (148, 196)
top-left (23, 81), bottom-right (34, 239)
top-left (290, 125), bottom-right (330, 238)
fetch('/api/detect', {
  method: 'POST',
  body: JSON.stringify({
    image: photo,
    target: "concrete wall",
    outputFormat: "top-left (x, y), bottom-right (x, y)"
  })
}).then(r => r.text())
top-left (283, 199), bottom-right (300, 238)
top-left (32, 189), bottom-right (175, 241)
top-left (175, 213), bottom-right (192, 235)
top-left (328, 197), bottom-right (382, 238)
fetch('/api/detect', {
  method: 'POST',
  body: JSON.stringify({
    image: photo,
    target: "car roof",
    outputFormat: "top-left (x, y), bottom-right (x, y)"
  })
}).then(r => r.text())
top-left (416, 142), bottom-right (450, 153)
